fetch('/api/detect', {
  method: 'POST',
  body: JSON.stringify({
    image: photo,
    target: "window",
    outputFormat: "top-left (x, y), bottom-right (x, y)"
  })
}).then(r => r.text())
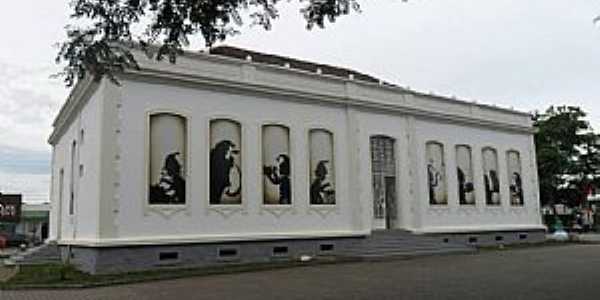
top-left (319, 244), bottom-right (335, 252)
top-left (217, 247), bottom-right (240, 260)
top-left (58, 168), bottom-right (64, 215)
top-left (309, 129), bottom-right (336, 205)
top-left (79, 129), bottom-right (85, 144)
top-left (262, 125), bottom-right (291, 205)
top-left (209, 119), bottom-right (242, 205)
top-left (482, 147), bottom-right (500, 206)
top-left (69, 141), bottom-right (76, 215)
top-left (426, 142), bottom-right (447, 205)
top-left (507, 151), bottom-right (524, 206)
top-left (456, 145), bottom-right (475, 205)
top-left (272, 246), bottom-right (289, 256)
top-left (158, 251), bottom-right (179, 261)
top-left (148, 113), bottom-right (187, 205)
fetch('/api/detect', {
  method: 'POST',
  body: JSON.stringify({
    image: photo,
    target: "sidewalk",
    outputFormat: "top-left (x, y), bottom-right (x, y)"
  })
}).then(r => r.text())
top-left (572, 233), bottom-right (600, 243)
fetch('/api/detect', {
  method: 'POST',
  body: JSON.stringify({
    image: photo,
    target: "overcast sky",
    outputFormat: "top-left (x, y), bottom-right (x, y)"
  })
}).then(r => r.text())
top-left (0, 0), bottom-right (599, 202)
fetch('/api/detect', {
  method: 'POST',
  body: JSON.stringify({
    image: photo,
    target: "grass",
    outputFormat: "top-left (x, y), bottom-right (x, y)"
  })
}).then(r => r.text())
top-left (1, 256), bottom-right (351, 290)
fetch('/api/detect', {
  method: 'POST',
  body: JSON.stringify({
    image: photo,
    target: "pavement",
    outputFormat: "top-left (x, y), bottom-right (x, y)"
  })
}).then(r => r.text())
top-left (2, 243), bottom-right (600, 300)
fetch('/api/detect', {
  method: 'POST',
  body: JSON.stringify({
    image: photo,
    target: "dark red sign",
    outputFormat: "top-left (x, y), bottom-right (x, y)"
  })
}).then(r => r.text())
top-left (0, 194), bottom-right (22, 223)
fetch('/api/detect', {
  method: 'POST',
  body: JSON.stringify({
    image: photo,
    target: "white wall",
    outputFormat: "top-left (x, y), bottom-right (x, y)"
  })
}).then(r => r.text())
top-left (49, 81), bottom-right (103, 242)
top-left (412, 119), bottom-right (542, 232)
top-left (112, 79), bottom-right (361, 243)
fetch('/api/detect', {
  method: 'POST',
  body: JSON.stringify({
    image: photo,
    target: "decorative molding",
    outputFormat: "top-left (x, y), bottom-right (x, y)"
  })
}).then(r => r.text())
top-left (206, 205), bottom-right (246, 218)
top-left (56, 230), bottom-right (370, 247)
top-left (307, 205), bottom-right (339, 218)
top-left (260, 205), bottom-right (296, 218)
top-left (427, 205), bottom-right (451, 216)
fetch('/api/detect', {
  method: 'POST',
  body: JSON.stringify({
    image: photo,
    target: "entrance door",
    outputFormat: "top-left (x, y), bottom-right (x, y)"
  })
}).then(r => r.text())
top-left (370, 136), bottom-right (397, 230)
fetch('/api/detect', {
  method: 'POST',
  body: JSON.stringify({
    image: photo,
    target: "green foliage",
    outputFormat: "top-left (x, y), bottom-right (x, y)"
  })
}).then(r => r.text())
top-left (534, 106), bottom-right (600, 206)
top-left (56, 0), bottom-right (365, 86)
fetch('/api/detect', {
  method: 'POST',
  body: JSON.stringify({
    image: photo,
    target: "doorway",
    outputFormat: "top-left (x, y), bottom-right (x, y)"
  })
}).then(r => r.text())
top-left (370, 136), bottom-right (397, 230)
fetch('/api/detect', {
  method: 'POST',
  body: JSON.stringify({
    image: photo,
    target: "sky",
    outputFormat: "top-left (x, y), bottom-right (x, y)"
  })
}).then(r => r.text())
top-left (0, 0), bottom-right (599, 203)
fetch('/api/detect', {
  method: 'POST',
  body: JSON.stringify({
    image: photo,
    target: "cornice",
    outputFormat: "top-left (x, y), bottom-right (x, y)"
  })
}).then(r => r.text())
top-left (48, 75), bottom-right (99, 145)
top-left (122, 66), bottom-right (535, 134)
top-left (48, 49), bottom-right (535, 145)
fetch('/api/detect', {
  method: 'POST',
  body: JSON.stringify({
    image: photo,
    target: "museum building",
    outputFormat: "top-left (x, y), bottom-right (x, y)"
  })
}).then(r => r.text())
top-left (48, 46), bottom-right (545, 274)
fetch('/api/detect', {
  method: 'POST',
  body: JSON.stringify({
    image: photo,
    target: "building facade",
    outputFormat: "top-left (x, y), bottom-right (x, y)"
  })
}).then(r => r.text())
top-left (48, 47), bottom-right (544, 274)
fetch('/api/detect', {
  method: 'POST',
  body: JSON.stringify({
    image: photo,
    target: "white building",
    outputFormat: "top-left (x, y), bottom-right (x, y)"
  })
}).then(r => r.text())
top-left (48, 46), bottom-right (545, 274)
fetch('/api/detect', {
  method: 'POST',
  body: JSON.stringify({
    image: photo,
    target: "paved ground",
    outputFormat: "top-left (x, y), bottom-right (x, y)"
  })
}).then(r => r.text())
top-left (2, 244), bottom-right (600, 300)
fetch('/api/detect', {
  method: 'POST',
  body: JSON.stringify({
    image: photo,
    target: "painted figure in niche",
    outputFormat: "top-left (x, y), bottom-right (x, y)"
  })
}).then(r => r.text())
top-left (510, 172), bottom-right (524, 205)
top-left (427, 160), bottom-right (442, 204)
top-left (149, 152), bottom-right (186, 204)
top-left (210, 140), bottom-right (242, 204)
top-left (263, 154), bottom-right (291, 204)
top-left (310, 160), bottom-right (335, 204)
top-left (484, 170), bottom-right (500, 205)
top-left (457, 167), bottom-right (474, 204)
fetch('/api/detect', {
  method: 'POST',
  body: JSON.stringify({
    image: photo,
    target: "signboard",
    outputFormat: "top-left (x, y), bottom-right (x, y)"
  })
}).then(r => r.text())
top-left (0, 194), bottom-right (22, 223)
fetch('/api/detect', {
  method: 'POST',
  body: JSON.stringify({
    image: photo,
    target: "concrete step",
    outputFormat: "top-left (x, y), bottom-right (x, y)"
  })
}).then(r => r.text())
top-left (336, 230), bottom-right (476, 260)
top-left (10, 243), bottom-right (61, 266)
top-left (339, 248), bottom-right (475, 261)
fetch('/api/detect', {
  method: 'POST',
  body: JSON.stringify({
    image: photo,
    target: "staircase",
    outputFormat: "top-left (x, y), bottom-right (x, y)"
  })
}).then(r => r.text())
top-left (338, 230), bottom-right (476, 260)
top-left (5, 242), bottom-right (61, 266)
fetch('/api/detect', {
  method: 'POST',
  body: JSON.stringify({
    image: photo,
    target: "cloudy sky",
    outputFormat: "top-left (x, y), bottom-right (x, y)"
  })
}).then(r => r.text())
top-left (0, 0), bottom-right (599, 203)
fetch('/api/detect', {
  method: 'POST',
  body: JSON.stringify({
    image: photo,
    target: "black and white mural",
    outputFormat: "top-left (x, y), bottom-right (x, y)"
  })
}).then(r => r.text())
top-left (148, 113), bottom-right (187, 205)
top-left (262, 125), bottom-right (291, 205)
top-left (309, 129), bottom-right (336, 205)
top-left (456, 145), bottom-right (475, 205)
top-left (426, 142), bottom-right (447, 205)
top-left (507, 151), bottom-right (524, 206)
top-left (482, 147), bottom-right (501, 205)
top-left (210, 119), bottom-right (242, 205)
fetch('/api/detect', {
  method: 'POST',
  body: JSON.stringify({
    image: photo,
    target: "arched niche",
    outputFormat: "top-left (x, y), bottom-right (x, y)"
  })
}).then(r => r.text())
top-left (507, 150), bottom-right (524, 206)
top-left (456, 145), bottom-right (475, 205)
top-left (209, 118), bottom-right (242, 205)
top-left (310, 129), bottom-right (336, 205)
top-left (262, 124), bottom-right (292, 205)
top-left (148, 112), bottom-right (188, 205)
top-left (482, 147), bottom-right (500, 206)
top-left (426, 141), bottom-right (447, 205)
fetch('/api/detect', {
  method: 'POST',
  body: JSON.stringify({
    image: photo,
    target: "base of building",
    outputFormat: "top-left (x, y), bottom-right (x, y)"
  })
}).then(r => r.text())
top-left (426, 229), bottom-right (546, 247)
top-left (59, 229), bottom-right (546, 274)
top-left (60, 237), bottom-right (361, 274)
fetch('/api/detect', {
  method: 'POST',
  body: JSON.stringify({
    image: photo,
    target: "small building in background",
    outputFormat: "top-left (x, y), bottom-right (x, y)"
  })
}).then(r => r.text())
top-left (17, 203), bottom-right (50, 244)
top-left (0, 193), bottom-right (49, 247)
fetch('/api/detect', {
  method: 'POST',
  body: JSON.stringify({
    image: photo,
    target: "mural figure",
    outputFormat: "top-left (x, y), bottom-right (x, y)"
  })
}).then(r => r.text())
top-left (457, 167), bottom-right (474, 205)
top-left (310, 160), bottom-right (336, 204)
top-left (456, 145), bottom-right (475, 205)
top-left (149, 152), bottom-right (186, 204)
top-left (427, 161), bottom-right (442, 204)
top-left (484, 170), bottom-right (501, 205)
top-left (263, 154), bottom-right (291, 204)
top-left (426, 142), bottom-right (447, 205)
top-left (507, 151), bottom-right (524, 206)
top-left (210, 140), bottom-right (242, 204)
top-left (510, 172), bottom-right (524, 205)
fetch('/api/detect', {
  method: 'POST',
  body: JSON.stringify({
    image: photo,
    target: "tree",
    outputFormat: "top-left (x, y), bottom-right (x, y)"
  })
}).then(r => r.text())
top-left (56, 0), bottom-right (369, 86)
top-left (534, 106), bottom-right (600, 207)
